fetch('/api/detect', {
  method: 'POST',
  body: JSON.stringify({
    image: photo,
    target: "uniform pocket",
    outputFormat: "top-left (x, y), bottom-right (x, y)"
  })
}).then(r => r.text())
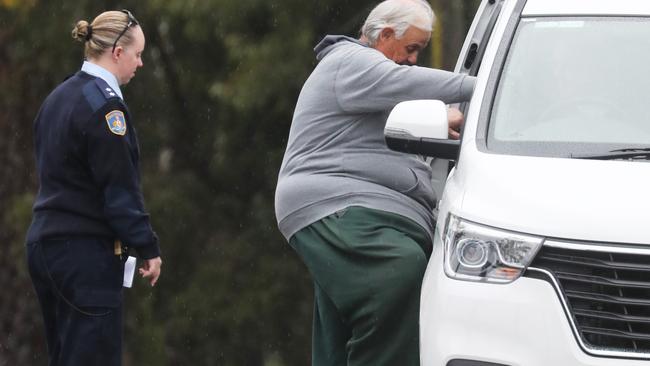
top-left (73, 287), bottom-right (122, 308)
top-left (50, 238), bottom-right (124, 309)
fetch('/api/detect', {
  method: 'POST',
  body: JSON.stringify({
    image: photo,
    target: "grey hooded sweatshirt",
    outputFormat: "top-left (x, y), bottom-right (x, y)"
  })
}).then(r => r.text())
top-left (275, 35), bottom-right (475, 241)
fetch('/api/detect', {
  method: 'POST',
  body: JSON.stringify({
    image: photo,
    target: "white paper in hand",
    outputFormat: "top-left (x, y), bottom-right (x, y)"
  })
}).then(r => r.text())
top-left (123, 256), bottom-right (136, 288)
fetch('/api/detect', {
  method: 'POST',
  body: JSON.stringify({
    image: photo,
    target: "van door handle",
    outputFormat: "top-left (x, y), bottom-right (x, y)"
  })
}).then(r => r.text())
top-left (463, 43), bottom-right (479, 70)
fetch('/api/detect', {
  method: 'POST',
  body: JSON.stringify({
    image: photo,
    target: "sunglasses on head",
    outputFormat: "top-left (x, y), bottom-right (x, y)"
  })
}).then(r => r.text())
top-left (112, 9), bottom-right (139, 53)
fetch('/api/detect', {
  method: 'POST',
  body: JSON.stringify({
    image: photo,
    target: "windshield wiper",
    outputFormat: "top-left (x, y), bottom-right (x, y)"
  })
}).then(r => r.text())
top-left (571, 148), bottom-right (650, 160)
top-left (610, 147), bottom-right (650, 153)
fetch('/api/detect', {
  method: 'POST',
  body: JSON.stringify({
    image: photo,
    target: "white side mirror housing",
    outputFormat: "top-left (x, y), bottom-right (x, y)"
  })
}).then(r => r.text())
top-left (385, 100), bottom-right (448, 140)
top-left (384, 100), bottom-right (461, 160)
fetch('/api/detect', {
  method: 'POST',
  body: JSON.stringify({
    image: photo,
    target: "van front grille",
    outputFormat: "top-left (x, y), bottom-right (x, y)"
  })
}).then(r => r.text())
top-left (528, 243), bottom-right (650, 355)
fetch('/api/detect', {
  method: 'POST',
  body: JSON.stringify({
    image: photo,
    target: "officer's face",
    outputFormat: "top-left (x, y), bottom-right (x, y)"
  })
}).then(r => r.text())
top-left (374, 25), bottom-right (430, 66)
top-left (116, 26), bottom-right (145, 85)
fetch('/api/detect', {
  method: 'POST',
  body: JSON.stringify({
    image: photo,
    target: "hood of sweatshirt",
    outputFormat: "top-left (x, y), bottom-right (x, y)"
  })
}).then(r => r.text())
top-left (314, 35), bottom-right (368, 60)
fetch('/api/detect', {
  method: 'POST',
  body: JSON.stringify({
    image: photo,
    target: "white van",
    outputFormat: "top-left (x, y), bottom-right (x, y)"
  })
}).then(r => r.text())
top-left (384, 0), bottom-right (650, 365)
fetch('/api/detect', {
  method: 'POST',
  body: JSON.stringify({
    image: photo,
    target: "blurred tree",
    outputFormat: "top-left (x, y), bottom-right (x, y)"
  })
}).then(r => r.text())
top-left (430, 0), bottom-right (482, 69)
top-left (0, 1), bottom-right (481, 365)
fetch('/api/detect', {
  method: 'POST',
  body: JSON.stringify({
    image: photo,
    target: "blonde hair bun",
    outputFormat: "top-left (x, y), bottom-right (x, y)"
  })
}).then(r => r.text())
top-left (71, 20), bottom-right (91, 42)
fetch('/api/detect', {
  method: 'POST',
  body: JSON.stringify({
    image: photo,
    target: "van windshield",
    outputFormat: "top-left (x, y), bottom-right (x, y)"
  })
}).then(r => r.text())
top-left (488, 17), bottom-right (650, 158)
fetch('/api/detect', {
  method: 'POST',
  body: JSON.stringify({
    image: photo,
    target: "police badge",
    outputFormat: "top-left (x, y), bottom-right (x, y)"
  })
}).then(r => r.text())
top-left (105, 110), bottom-right (127, 136)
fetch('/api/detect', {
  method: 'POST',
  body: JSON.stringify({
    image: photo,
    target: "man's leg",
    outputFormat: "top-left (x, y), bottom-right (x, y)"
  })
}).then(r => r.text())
top-left (312, 281), bottom-right (349, 366)
top-left (290, 206), bottom-right (430, 366)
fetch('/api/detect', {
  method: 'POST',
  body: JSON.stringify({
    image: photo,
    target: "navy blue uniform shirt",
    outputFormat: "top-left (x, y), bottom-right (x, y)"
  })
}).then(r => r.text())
top-left (27, 71), bottom-right (160, 259)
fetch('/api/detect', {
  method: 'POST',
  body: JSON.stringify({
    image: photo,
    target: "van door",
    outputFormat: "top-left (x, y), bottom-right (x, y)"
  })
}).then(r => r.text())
top-left (455, 0), bottom-right (506, 83)
top-left (430, 0), bottom-right (506, 214)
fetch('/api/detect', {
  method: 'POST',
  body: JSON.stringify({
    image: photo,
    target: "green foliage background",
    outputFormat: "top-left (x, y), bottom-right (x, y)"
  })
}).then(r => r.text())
top-left (0, 0), bottom-right (479, 364)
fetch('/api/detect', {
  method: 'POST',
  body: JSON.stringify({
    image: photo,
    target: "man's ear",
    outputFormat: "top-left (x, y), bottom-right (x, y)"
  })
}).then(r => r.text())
top-left (379, 27), bottom-right (395, 42)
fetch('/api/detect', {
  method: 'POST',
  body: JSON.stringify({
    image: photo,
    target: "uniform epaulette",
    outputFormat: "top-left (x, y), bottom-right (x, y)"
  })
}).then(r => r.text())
top-left (82, 77), bottom-right (122, 113)
top-left (93, 78), bottom-right (121, 100)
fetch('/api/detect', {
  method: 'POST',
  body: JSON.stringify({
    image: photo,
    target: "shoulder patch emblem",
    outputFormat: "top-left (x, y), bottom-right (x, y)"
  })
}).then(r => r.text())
top-left (105, 110), bottom-right (127, 136)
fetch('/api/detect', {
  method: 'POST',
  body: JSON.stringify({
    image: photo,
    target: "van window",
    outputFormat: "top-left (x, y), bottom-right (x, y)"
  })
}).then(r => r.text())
top-left (487, 17), bottom-right (650, 157)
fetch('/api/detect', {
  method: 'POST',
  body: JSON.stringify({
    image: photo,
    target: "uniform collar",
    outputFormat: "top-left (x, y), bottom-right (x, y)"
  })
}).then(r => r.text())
top-left (81, 61), bottom-right (124, 100)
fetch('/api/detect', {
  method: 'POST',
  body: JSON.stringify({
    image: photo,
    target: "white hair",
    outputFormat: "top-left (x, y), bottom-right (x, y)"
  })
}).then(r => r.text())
top-left (361, 0), bottom-right (435, 46)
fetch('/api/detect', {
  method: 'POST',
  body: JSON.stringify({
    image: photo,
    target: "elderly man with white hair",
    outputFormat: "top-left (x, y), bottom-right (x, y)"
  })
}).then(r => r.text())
top-left (275, 0), bottom-right (475, 364)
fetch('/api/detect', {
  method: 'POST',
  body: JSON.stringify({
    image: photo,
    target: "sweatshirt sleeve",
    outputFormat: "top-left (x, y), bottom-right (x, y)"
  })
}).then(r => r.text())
top-left (334, 48), bottom-right (476, 113)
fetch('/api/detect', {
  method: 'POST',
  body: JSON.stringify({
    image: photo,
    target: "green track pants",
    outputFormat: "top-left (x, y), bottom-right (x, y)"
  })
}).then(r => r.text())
top-left (289, 206), bottom-right (431, 366)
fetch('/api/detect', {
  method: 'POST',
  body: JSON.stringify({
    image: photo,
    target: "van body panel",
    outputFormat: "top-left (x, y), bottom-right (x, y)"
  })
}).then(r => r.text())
top-left (450, 150), bottom-right (650, 245)
top-left (413, 0), bottom-right (650, 364)
top-left (524, 0), bottom-right (650, 16)
top-left (420, 238), bottom-right (650, 365)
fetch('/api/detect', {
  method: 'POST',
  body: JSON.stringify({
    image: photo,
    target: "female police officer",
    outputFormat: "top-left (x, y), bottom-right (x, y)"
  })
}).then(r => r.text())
top-left (25, 10), bottom-right (162, 366)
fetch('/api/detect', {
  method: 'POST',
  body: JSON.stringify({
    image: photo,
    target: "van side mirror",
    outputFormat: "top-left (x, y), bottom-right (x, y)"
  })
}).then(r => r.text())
top-left (384, 100), bottom-right (460, 160)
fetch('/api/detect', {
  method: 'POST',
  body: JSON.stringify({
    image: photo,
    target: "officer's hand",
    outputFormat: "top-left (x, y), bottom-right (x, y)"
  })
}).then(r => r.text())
top-left (139, 256), bottom-right (162, 287)
top-left (447, 107), bottom-right (464, 140)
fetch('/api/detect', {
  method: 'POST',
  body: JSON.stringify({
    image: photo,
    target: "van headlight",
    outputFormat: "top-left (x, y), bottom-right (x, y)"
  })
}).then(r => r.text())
top-left (444, 214), bottom-right (543, 283)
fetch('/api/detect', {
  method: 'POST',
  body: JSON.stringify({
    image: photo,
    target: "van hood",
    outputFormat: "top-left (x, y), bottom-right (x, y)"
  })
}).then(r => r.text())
top-left (454, 153), bottom-right (650, 245)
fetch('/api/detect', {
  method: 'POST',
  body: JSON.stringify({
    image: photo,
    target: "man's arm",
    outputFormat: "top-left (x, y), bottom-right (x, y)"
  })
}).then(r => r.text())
top-left (334, 49), bottom-right (475, 113)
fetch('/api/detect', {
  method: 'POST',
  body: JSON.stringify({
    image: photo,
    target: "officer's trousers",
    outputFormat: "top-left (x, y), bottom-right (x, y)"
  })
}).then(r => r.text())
top-left (27, 238), bottom-right (124, 366)
top-left (289, 206), bottom-right (431, 366)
